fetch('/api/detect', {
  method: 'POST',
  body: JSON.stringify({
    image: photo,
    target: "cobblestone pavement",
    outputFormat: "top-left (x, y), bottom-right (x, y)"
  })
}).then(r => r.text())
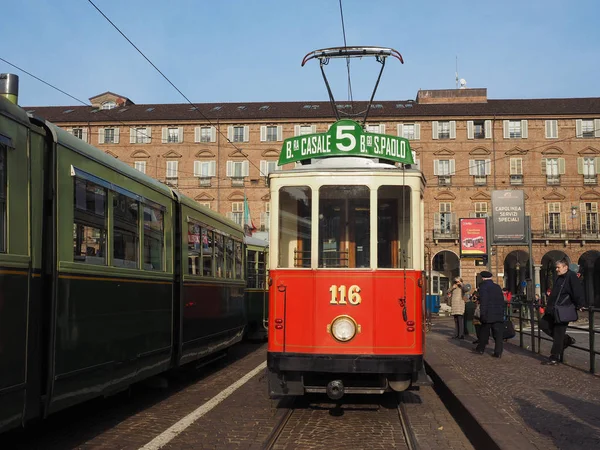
top-left (426, 317), bottom-right (600, 450)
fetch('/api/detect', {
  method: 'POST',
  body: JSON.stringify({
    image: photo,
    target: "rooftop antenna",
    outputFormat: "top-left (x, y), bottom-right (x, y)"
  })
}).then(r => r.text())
top-left (455, 55), bottom-right (459, 89)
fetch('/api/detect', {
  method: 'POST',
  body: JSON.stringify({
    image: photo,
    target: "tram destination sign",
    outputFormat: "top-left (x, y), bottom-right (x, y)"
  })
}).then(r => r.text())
top-left (491, 190), bottom-right (526, 244)
top-left (278, 119), bottom-right (413, 166)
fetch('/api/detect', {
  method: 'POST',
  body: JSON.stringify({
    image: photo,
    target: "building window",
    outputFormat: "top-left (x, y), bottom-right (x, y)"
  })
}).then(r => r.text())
top-left (143, 203), bottom-right (164, 271)
top-left (433, 121), bottom-right (455, 140)
top-left (473, 202), bottom-right (488, 218)
top-left (70, 127), bottom-right (88, 142)
top-left (398, 123), bottom-right (420, 140)
top-left (542, 157), bottom-right (564, 185)
top-left (434, 203), bottom-right (455, 237)
top-left (195, 126), bottom-right (215, 143)
top-left (295, 125), bottom-right (316, 136)
top-left (226, 160), bottom-right (249, 186)
top-left (578, 157), bottom-right (598, 185)
top-left (113, 192), bottom-right (139, 269)
top-left (503, 120), bottom-right (528, 139)
top-left (232, 126), bottom-right (245, 142)
top-left (134, 161), bottom-right (146, 174)
top-left (469, 159), bottom-right (490, 185)
top-left (581, 202), bottom-right (598, 235)
top-left (434, 159), bottom-right (455, 186)
top-left (259, 160), bottom-right (278, 178)
top-left (101, 101), bottom-right (116, 110)
top-left (199, 202), bottom-right (211, 209)
top-left (133, 127), bottom-right (151, 144)
top-left (576, 119), bottom-right (599, 138)
top-left (510, 158), bottom-right (523, 185)
top-left (229, 202), bottom-right (244, 226)
top-left (102, 128), bottom-right (116, 144)
top-left (546, 203), bottom-right (562, 235)
top-left (0, 144), bottom-right (6, 253)
top-left (366, 124), bottom-right (385, 134)
top-left (73, 178), bottom-right (107, 265)
top-left (467, 120), bottom-right (491, 139)
top-left (545, 120), bottom-right (558, 139)
top-left (166, 160), bottom-right (178, 185)
top-left (261, 125), bottom-right (282, 142)
top-left (261, 203), bottom-right (270, 232)
top-left (194, 160), bottom-right (216, 186)
top-left (163, 127), bottom-right (182, 143)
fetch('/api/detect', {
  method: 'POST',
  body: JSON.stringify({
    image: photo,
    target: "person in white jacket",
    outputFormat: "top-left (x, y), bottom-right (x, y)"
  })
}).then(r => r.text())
top-left (449, 277), bottom-right (466, 339)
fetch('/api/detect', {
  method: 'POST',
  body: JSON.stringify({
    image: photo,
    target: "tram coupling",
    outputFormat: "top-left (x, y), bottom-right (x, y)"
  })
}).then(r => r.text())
top-left (326, 380), bottom-right (345, 400)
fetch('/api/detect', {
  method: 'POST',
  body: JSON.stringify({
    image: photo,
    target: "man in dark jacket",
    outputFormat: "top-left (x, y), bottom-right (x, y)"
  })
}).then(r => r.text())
top-left (474, 271), bottom-right (505, 358)
top-left (539, 258), bottom-right (585, 365)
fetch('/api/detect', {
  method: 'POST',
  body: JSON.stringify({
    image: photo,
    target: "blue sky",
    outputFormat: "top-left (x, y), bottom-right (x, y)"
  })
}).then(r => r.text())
top-left (2, 0), bottom-right (599, 107)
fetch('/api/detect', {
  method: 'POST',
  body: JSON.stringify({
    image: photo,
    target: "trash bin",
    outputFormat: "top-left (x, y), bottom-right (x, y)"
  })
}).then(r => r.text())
top-left (426, 295), bottom-right (441, 314)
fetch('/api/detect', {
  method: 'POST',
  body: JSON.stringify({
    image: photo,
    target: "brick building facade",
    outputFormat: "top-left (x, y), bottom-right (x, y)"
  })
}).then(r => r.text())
top-left (28, 88), bottom-right (600, 306)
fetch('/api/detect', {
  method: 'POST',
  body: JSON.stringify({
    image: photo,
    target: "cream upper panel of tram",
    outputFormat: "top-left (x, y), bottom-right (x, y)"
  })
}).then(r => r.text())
top-left (269, 167), bottom-right (425, 271)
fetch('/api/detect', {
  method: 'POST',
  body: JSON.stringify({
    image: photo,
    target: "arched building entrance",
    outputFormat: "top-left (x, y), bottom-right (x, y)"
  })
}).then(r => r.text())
top-left (503, 250), bottom-right (530, 295)
top-left (578, 250), bottom-right (600, 307)
top-left (432, 250), bottom-right (460, 285)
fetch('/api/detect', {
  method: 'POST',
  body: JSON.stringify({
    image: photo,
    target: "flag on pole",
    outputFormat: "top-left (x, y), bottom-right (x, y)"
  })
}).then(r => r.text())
top-left (243, 195), bottom-right (256, 236)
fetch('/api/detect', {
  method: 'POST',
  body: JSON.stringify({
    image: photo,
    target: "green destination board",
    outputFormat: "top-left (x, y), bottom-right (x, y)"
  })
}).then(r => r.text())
top-left (278, 119), bottom-right (413, 166)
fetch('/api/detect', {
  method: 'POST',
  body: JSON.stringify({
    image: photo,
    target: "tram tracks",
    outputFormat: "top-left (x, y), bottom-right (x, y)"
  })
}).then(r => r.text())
top-left (263, 393), bottom-right (420, 450)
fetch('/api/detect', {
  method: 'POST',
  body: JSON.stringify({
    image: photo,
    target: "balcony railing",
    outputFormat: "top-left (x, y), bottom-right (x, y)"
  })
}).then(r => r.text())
top-left (531, 226), bottom-right (600, 240)
top-left (231, 177), bottom-right (245, 187)
top-left (433, 225), bottom-right (459, 240)
top-left (584, 176), bottom-right (598, 185)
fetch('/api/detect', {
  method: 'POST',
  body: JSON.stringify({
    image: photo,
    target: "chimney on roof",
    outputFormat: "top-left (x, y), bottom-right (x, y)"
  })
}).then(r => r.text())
top-left (417, 88), bottom-right (487, 104)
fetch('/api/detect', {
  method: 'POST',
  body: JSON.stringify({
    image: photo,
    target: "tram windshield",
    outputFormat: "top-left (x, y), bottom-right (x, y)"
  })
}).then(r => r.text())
top-left (277, 184), bottom-right (413, 269)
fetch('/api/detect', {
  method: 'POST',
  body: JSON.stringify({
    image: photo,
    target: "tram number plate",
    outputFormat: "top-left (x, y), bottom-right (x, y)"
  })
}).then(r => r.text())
top-left (329, 285), bottom-right (362, 305)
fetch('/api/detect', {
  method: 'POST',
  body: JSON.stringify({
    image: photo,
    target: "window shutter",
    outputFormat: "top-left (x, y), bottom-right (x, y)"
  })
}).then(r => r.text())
top-left (468, 159), bottom-right (476, 175)
top-left (576, 119), bottom-right (582, 138)
top-left (311, 125), bottom-right (317, 134)
top-left (260, 160), bottom-right (267, 176)
top-left (450, 212), bottom-right (457, 228)
top-left (194, 126), bottom-right (201, 142)
top-left (484, 120), bottom-right (492, 139)
top-left (434, 212), bottom-right (440, 231)
top-left (397, 123), bottom-right (404, 137)
top-left (277, 125), bottom-right (283, 141)
top-left (467, 121), bottom-right (474, 139)
top-left (162, 127), bottom-right (168, 144)
top-left (209, 161), bottom-right (216, 176)
top-left (227, 126), bottom-right (233, 140)
top-left (450, 159), bottom-right (456, 175)
top-left (244, 125), bottom-right (250, 142)
top-left (210, 127), bottom-right (217, 142)
top-left (114, 128), bottom-right (120, 143)
top-left (294, 125), bottom-right (300, 136)
top-left (194, 161), bottom-right (201, 177)
top-left (595, 119), bottom-right (600, 138)
top-left (503, 120), bottom-right (509, 139)
top-left (577, 157), bottom-right (584, 174)
top-left (242, 160), bottom-right (249, 176)
top-left (485, 159), bottom-right (491, 175)
top-left (379, 124), bottom-right (386, 134)
top-left (521, 120), bottom-right (528, 139)
top-left (558, 158), bottom-right (566, 175)
top-left (178, 127), bottom-right (184, 143)
top-left (130, 128), bottom-right (136, 144)
top-left (433, 159), bottom-right (439, 176)
top-left (545, 120), bottom-right (551, 138)
top-left (82, 128), bottom-right (88, 143)
top-left (98, 128), bottom-right (105, 144)
top-left (432, 121), bottom-right (439, 139)
top-left (541, 159), bottom-right (547, 175)
top-left (145, 127), bottom-right (151, 143)
top-left (596, 157), bottom-right (600, 175)
top-left (226, 161), bottom-right (233, 177)
top-left (260, 126), bottom-right (266, 142)
top-left (449, 121), bottom-right (456, 139)
top-left (414, 124), bottom-right (421, 140)
top-left (580, 203), bottom-right (586, 229)
top-left (510, 158), bottom-right (516, 174)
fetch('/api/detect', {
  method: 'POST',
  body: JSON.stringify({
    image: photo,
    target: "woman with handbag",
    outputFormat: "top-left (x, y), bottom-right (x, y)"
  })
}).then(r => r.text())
top-left (539, 258), bottom-right (585, 366)
top-left (450, 277), bottom-right (466, 339)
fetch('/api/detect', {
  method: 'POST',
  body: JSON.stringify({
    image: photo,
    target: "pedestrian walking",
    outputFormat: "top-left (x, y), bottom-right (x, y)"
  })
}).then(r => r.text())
top-left (539, 258), bottom-right (585, 365)
top-left (449, 277), bottom-right (466, 339)
top-left (473, 271), bottom-right (505, 358)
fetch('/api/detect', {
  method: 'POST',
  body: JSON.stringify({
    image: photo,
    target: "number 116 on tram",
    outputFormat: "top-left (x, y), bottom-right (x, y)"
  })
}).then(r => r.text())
top-left (266, 119), bottom-right (428, 399)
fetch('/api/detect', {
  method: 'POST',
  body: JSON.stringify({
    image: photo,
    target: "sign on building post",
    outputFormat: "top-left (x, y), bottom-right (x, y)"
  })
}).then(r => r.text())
top-left (491, 190), bottom-right (526, 245)
top-left (459, 218), bottom-right (488, 257)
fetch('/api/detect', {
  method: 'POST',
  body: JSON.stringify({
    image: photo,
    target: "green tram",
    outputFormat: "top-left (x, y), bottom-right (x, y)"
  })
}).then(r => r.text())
top-left (0, 75), bottom-right (246, 432)
top-left (244, 236), bottom-right (268, 340)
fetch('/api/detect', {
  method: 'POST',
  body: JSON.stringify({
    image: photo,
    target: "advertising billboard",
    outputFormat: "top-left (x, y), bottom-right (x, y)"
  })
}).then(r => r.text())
top-left (491, 190), bottom-right (526, 244)
top-left (459, 218), bottom-right (488, 257)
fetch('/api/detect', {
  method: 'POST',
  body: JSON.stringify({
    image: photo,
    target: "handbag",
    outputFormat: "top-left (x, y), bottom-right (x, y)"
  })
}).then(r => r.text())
top-left (474, 305), bottom-right (481, 319)
top-left (503, 320), bottom-right (516, 339)
top-left (553, 278), bottom-right (578, 323)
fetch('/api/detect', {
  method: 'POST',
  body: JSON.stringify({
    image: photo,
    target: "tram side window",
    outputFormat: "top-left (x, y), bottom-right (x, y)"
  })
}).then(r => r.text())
top-left (215, 233), bottom-right (224, 277)
top-left (188, 222), bottom-right (201, 274)
top-left (278, 186), bottom-right (312, 268)
top-left (202, 228), bottom-right (214, 276)
top-left (318, 185), bottom-right (370, 268)
top-left (113, 193), bottom-right (139, 268)
top-left (225, 238), bottom-right (234, 278)
top-left (377, 186), bottom-right (412, 269)
top-left (234, 240), bottom-right (243, 280)
top-left (73, 178), bottom-right (107, 264)
top-left (143, 204), bottom-right (164, 271)
top-left (246, 250), bottom-right (257, 287)
top-left (0, 145), bottom-right (6, 253)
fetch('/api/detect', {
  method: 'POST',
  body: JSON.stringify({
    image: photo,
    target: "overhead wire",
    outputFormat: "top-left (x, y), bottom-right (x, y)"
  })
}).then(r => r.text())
top-left (338, 0), bottom-right (354, 107)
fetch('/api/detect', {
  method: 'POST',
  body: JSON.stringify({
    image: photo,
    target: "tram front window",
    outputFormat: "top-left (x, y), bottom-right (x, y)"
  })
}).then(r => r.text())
top-left (319, 186), bottom-right (370, 268)
top-left (278, 186), bottom-right (311, 268)
top-left (378, 185), bottom-right (412, 268)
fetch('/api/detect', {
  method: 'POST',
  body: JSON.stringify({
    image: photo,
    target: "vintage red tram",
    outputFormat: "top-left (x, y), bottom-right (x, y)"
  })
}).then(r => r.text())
top-left (266, 156), bottom-right (427, 398)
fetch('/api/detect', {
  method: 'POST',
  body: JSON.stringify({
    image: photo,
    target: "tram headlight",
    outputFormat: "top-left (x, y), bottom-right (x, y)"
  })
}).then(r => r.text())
top-left (330, 316), bottom-right (357, 342)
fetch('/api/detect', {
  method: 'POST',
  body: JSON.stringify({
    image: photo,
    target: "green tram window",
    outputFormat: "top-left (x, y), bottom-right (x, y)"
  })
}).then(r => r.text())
top-left (0, 144), bottom-right (6, 253)
top-left (144, 204), bottom-right (164, 271)
top-left (318, 186), bottom-right (370, 269)
top-left (113, 192), bottom-right (139, 268)
top-left (278, 186), bottom-right (311, 268)
top-left (73, 178), bottom-right (107, 264)
top-left (188, 222), bottom-right (201, 275)
top-left (234, 240), bottom-right (243, 280)
top-left (202, 228), bottom-right (214, 276)
top-left (225, 238), bottom-right (234, 278)
top-left (215, 233), bottom-right (224, 277)
top-left (377, 185), bottom-right (412, 269)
